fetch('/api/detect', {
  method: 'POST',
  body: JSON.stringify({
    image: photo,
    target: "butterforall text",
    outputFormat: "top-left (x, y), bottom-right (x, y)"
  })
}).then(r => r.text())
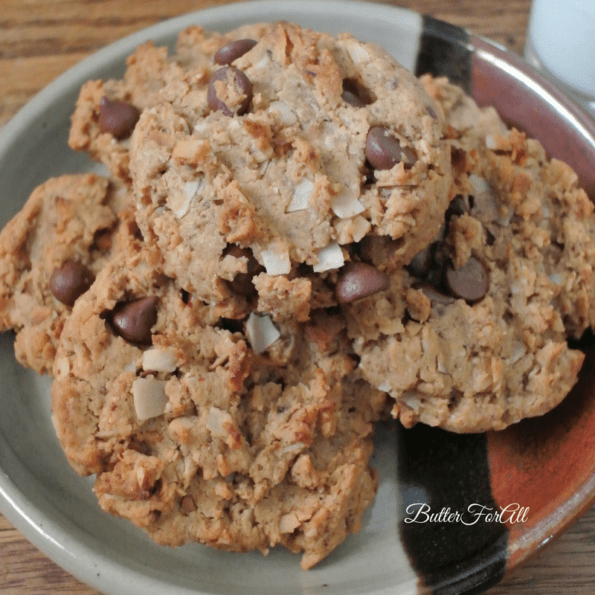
top-left (404, 502), bottom-right (529, 525)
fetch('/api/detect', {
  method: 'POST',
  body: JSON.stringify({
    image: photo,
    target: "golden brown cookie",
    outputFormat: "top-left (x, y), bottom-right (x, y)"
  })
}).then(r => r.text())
top-left (0, 174), bottom-right (130, 374)
top-left (51, 227), bottom-right (386, 569)
top-left (68, 23), bottom-right (274, 182)
top-left (129, 21), bottom-right (452, 305)
top-left (344, 77), bottom-right (594, 432)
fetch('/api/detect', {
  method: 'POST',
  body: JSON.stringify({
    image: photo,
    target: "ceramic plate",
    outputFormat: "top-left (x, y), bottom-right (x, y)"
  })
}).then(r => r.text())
top-left (2, 2), bottom-right (595, 594)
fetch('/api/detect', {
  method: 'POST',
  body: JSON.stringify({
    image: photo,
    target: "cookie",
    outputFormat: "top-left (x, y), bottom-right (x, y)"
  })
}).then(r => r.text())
top-left (68, 23), bottom-right (274, 182)
top-left (129, 21), bottom-right (452, 305)
top-left (341, 76), bottom-right (594, 432)
top-left (51, 228), bottom-right (387, 569)
top-left (0, 173), bottom-right (129, 375)
top-left (421, 74), bottom-right (595, 338)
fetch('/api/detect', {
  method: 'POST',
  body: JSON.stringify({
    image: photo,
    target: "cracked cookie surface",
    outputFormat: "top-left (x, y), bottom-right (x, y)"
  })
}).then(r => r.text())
top-left (51, 228), bottom-right (386, 569)
top-left (0, 174), bottom-right (129, 374)
top-left (343, 76), bottom-right (595, 432)
top-left (68, 23), bottom-right (274, 182)
top-left (129, 21), bottom-right (452, 305)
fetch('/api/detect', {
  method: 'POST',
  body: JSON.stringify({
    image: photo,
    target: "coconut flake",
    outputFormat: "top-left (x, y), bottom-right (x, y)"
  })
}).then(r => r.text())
top-left (510, 342), bottom-right (526, 364)
top-left (331, 189), bottom-right (365, 218)
top-left (193, 120), bottom-right (209, 134)
top-left (280, 442), bottom-right (306, 454)
top-left (175, 178), bottom-right (205, 219)
top-left (437, 358), bottom-right (447, 374)
top-left (269, 101), bottom-right (298, 126)
top-left (287, 178), bottom-right (314, 212)
top-left (548, 272), bottom-right (563, 286)
top-left (313, 243), bottom-right (345, 272)
top-left (469, 174), bottom-right (514, 227)
top-left (261, 247), bottom-right (291, 275)
top-left (142, 348), bottom-right (179, 373)
top-left (132, 378), bottom-right (169, 421)
top-left (497, 207), bottom-right (514, 226)
top-left (258, 160), bottom-right (270, 176)
top-left (485, 134), bottom-right (498, 150)
top-left (469, 175), bottom-right (499, 222)
top-left (254, 54), bottom-right (271, 70)
top-left (246, 312), bottom-right (280, 354)
top-left (347, 43), bottom-right (370, 63)
top-left (402, 394), bottom-right (422, 412)
top-left (469, 175), bottom-right (490, 195)
top-left (206, 407), bottom-right (232, 438)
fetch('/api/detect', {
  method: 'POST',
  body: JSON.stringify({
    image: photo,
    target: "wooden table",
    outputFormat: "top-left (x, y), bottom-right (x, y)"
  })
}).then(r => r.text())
top-left (2, 0), bottom-right (595, 593)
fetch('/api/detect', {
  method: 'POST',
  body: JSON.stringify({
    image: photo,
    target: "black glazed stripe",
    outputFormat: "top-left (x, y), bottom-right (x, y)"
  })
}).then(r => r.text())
top-left (415, 15), bottom-right (473, 94)
top-left (397, 423), bottom-right (508, 594)
top-left (406, 18), bottom-right (506, 593)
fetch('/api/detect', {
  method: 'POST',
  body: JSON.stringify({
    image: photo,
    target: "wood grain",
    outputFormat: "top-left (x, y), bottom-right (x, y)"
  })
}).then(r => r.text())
top-left (2, 1), bottom-right (594, 594)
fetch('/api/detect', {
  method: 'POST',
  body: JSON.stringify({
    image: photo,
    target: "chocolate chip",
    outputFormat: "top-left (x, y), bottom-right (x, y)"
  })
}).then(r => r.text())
top-left (415, 283), bottom-right (456, 306)
top-left (335, 262), bottom-right (389, 304)
top-left (49, 260), bottom-right (95, 306)
top-left (224, 245), bottom-right (264, 297)
top-left (444, 257), bottom-right (489, 303)
top-left (214, 39), bottom-right (257, 65)
top-left (207, 67), bottom-right (252, 116)
top-left (407, 223), bottom-right (450, 281)
top-left (98, 96), bottom-right (140, 139)
top-left (110, 296), bottom-right (159, 345)
top-left (446, 195), bottom-right (469, 219)
top-left (341, 89), bottom-right (366, 107)
top-left (407, 247), bottom-right (432, 279)
top-left (342, 78), bottom-right (374, 106)
top-left (358, 235), bottom-right (404, 268)
top-left (425, 266), bottom-right (445, 289)
top-left (365, 126), bottom-right (416, 170)
top-left (433, 248), bottom-right (452, 276)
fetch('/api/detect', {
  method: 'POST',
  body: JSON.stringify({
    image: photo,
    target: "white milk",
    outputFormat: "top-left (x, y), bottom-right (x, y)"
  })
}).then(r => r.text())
top-left (525, 0), bottom-right (595, 113)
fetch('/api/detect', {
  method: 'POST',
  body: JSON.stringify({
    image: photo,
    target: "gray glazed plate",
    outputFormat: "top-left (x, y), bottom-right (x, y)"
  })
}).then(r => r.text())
top-left (2, 2), bottom-right (595, 594)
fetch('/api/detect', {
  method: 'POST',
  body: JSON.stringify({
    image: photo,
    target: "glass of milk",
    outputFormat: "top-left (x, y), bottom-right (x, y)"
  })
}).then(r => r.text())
top-left (524, 0), bottom-right (595, 117)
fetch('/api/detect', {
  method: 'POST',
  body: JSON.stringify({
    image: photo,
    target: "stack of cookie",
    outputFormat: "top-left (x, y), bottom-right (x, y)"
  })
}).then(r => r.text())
top-left (1, 21), bottom-right (594, 568)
